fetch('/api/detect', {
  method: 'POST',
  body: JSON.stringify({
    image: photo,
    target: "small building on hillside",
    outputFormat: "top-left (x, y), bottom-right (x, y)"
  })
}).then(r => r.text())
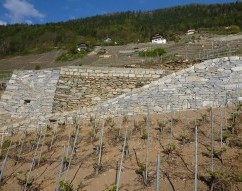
top-left (77, 43), bottom-right (88, 51)
top-left (104, 37), bottom-right (112, 43)
top-left (151, 34), bottom-right (167, 44)
top-left (186, 29), bottom-right (196, 35)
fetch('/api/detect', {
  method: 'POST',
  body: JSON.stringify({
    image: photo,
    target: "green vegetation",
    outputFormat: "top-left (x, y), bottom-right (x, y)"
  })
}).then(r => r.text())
top-left (59, 180), bottom-right (73, 191)
top-left (233, 174), bottom-right (242, 182)
top-left (139, 48), bottom-right (166, 57)
top-left (135, 162), bottom-right (146, 175)
top-left (35, 64), bottom-right (41, 70)
top-left (56, 43), bottom-right (90, 61)
top-left (0, 2), bottom-right (241, 58)
top-left (105, 184), bottom-right (117, 191)
top-left (202, 25), bottom-right (241, 35)
top-left (2, 139), bottom-right (11, 150)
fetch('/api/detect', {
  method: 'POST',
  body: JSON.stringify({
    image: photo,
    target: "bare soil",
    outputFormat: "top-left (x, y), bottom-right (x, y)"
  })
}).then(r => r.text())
top-left (0, 106), bottom-right (241, 191)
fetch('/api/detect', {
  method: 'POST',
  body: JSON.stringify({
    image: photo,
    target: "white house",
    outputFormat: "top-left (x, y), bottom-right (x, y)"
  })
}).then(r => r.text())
top-left (104, 37), bottom-right (112, 43)
top-left (77, 43), bottom-right (87, 51)
top-left (151, 34), bottom-right (167, 44)
top-left (186, 29), bottom-right (196, 35)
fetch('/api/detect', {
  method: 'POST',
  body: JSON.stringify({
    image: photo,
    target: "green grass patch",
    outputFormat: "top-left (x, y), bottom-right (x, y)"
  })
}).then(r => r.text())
top-left (56, 50), bottom-right (89, 62)
top-left (139, 48), bottom-right (166, 57)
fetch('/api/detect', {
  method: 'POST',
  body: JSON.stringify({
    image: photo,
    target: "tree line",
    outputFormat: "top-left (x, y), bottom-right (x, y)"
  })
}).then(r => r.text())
top-left (0, 2), bottom-right (241, 58)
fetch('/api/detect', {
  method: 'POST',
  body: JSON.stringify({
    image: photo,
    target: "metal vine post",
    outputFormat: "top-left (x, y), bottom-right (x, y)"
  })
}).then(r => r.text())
top-left (210, 107), bottom-right (214, 172)
top-left (145, 105), bottom-right (151, 184)
top-left (194, 125), bottom-right (198, 191)
top-left (55, 145), bottom-right (66, 191)
top-left (96, 112), bottom-right (105, 175)
top-left (0, 141), bottom-right (12, 182)
top-left (116, 128), bottom-right (128, 191)
top-left (24, 125), bottom-right (43, 191)
top-left (64, 125), bottom-right (80, 181)
top-left (155, 153), bottom-right (160, 191)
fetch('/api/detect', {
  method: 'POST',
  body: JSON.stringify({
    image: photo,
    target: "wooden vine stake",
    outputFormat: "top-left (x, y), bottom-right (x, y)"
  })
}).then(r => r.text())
top-left (155, 153), bottom-right (160, 191)
top-left (116, 128), bottom-right (128, 191)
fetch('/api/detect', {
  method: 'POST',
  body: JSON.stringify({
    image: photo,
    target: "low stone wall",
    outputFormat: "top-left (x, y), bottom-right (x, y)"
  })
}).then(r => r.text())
top-left (53, 66), bottom-right (167, 112)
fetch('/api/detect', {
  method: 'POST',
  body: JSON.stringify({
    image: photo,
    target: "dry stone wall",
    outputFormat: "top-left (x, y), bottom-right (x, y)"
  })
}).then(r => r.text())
top-left (1, 57), bottom-right (242, 129)
top-left (53, 66), bottom-right (167, 112)
top-left (0, 70), bottom-right (60, 120)
top-left (95, 56), bottom-right (242, 116)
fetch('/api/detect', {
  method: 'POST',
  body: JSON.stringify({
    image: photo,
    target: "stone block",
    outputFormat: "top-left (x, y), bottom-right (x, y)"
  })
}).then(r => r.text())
top-left (231, 66), bottom-right (242, 72)
top-left (186, 76), bottom-right (208, 82)
top-left (128, 74), bottom-right (135, 78)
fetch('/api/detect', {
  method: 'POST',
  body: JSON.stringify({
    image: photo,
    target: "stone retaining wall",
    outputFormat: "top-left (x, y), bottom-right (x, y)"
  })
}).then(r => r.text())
top-left (97, 56), bottom-right (242, 115)
top-left (49, 57), bottom-right (242, 122)
top-left (0, 70), bottom-right (60, 119)
top-left (1, 57), bottom-right (242, 130)
top-left (53, 66), bottom-right (167, 112)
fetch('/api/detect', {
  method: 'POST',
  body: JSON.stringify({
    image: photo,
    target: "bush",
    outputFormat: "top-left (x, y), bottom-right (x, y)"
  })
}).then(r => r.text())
top-left (233, 174), bottom-right (242, 182)
top-left (105, 184), bottom-right (117, 191)
top-left (59, 180), bottom-right (73, 191)
top-left (2, 139), bottom-right (11, 150)
top-left (139, 48), bottom-right (166, 57)
top-left (35, 64), bottom-right (41, 70)
top-left (222, 130), bottom-right (231, 142)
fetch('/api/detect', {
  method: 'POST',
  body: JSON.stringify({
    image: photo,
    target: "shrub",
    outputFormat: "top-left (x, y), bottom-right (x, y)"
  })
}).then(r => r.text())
top-left (59, 180), bottom-right (73, 191)
top-left (141, 127), bottom-right (148, 140)
top-left (222, 130), bottom-right (231, 142)
top-left (2, 139), bottom-right (11, 150)
top-left (105, 184), bottom-right (117, 191)
top-left (210, 171), bottom-right (223, 180)
top-left (139, 48), bottom-right (166, 57)
top-left (35, 64), bottom-right (41, 70)
top-left (135, 163), bottom-right (146, 175)
top-left (233, 174), bottom-right (242, 182)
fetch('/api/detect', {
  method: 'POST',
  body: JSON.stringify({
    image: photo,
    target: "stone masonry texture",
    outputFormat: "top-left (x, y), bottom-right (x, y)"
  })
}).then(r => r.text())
top-left (0, 57), bottom-right (242, 129)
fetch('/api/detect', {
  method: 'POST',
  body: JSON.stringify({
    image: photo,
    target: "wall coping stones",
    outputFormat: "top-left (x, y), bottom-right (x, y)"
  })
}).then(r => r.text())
top-left (60, 66), bottom-right (166, 78)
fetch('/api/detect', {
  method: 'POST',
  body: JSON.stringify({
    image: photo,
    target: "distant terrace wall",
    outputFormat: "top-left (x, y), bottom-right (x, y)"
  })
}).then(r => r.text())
top-left (53, 66), bottom-right (168, 112)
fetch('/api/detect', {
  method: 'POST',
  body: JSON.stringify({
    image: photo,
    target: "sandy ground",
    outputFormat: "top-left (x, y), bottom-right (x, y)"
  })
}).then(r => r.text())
top-left (0, 107), bottom-right (241, 191)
